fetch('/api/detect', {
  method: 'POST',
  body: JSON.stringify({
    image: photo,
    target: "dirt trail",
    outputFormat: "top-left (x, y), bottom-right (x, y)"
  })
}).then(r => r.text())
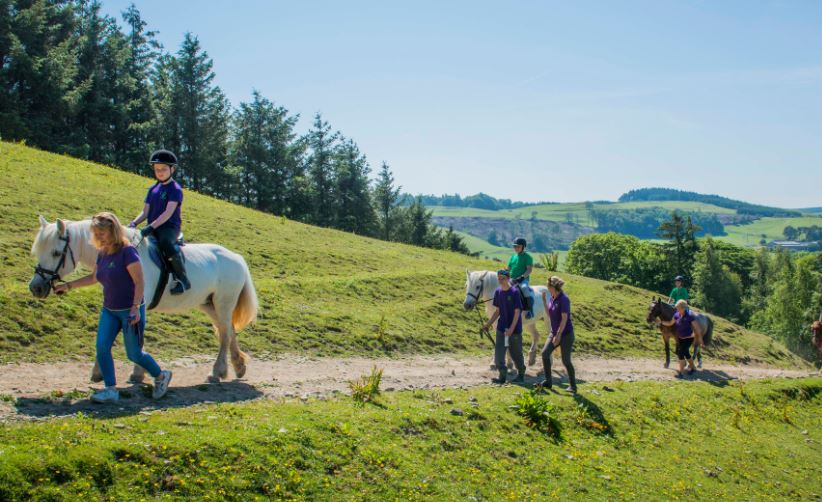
top-left (0, 355), bottom-right (815, 421)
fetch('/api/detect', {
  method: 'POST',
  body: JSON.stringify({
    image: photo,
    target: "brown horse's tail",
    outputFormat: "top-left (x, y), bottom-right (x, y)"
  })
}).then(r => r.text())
top-left (232, 260), bottom-right (258, 332)
top-left (703, 317), bottom-right (714, 346)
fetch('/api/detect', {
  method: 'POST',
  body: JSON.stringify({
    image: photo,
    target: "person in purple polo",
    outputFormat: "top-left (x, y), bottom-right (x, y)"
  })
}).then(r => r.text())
top-left (483, 269), bottom-right (526, 384)
top-left (658, 300), bottom-right (704, 378)
top-left (128, 149), bottom-right (190, 295)
top-left (54, 212), bottom-right (172, 403)
top-left (540, 276), bottom-right (577, 393)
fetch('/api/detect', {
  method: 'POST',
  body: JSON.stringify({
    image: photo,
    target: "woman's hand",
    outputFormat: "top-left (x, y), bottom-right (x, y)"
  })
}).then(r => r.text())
top-left (128, 306), bottom-right (141, 325)
top-left (54, 283), bottom-right (70, 295)
top-left (552, 335), bottom-right (561, 347)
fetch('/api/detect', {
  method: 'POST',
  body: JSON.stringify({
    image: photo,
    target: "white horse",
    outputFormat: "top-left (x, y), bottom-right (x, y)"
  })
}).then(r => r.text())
top-left (28, 216), bottom-right (258, 383)
top-left (463, 270), bottom-right (548, 368)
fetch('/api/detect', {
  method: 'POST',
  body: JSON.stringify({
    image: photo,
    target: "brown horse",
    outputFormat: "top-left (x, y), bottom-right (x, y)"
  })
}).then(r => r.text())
top-left (647, 297), bottom-right (713, 369)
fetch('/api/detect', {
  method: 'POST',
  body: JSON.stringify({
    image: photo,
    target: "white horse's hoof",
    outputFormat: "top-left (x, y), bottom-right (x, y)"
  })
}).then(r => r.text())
top-left (506, 362), bottom-right (514, 370)
top-left (127, 374), bottom-right (145, 384)
top-left (489, 364), bottom-right (497, 371)
top-left (528, 350), bottom-right (537, 367)
top-left (207, 375), bottom-right (221, 383)
top-left (90, 367), bottom-right (103, 383)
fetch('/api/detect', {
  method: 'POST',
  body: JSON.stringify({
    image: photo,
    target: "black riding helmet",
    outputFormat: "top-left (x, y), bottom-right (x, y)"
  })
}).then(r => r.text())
top-left (149, 149), bottom-right (178, 166)
top-left (512, 237), bottom-right (527, 249)
top-left (675, 275), bottom-right (685, 282)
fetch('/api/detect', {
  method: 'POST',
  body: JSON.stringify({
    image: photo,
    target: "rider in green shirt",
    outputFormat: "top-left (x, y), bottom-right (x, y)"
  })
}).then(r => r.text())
top-left (508, 237), bottom-right (535, 319)
top-left (668, 275), bottom-right (689, 305)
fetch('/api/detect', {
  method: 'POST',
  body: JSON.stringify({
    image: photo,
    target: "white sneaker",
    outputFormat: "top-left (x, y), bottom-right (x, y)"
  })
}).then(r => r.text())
top-left (153, 370), bottom-right (172, 399)
top-left (91, 386), bottom-right (119, 403)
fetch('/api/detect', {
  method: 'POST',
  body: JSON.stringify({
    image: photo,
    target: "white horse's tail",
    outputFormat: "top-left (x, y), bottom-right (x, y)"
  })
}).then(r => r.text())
top-left (232, 260), bottom-right (258, 332)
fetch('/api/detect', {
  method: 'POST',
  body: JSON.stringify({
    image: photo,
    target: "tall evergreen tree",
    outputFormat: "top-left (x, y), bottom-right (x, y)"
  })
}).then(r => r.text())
top-left (304, 113), bottom-right (338, 226)
top-left (231, 90), bottom-right (302, 214)
top-left (373, 161), bottom-right (401, 241)
top-left (332, 138), bottom-right (376, 235)
top-left (0, 0), bottom-right (80, 150)
top-left (115, 3), bottom-right (161, 171)
top-left (658, 211), bottom-right (700, 278)
top-left (159, 32), bottom-right (230, 193)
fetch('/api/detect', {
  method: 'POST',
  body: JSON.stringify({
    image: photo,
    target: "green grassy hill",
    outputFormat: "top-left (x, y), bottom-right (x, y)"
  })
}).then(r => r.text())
top-left (721, 216), bottom-right (822, 246)
top-left (1, 377), bottom-right (819, 499)
top-left (0, 142), bottom-right (807, 368)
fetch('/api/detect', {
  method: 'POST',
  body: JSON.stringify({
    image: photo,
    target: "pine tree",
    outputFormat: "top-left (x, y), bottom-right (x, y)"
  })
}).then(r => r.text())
top-left (0, 0), bottom-right (80, 150)
top-left (332, 138), bottom-right (377, 235)
top-left (658, 211), bottom-right (700, 279)
top-left (230, 90), bottom-right (301, 214)
top-left (305, 113), bottom-right (338, 226)
top-left (116, 3), bottom-right (161, 172)
top-left (159, 32), bottom-right (230, 193)
top-left (373, 161), bottom-right (401, 241)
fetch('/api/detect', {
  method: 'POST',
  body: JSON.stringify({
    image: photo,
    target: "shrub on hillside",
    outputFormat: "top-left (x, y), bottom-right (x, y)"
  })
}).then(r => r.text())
top-left (349, 366), bottom-right (383, 405)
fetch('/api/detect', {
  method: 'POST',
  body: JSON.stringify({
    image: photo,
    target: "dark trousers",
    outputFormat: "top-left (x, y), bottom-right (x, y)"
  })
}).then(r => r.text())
top-left (541, 331), bottom-right (576, 389)
top-left (676, 337), bottom-right (694, 360)
top-left (153, 226), bottom-right (180, 259)
top-left (495, 330), bottom-right (525, 373)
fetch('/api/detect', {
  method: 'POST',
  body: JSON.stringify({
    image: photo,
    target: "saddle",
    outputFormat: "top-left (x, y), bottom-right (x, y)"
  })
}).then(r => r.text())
top-left (146, 233), bottom-right (185, 310)
top-left (517, 284), bottom-right (533, 312)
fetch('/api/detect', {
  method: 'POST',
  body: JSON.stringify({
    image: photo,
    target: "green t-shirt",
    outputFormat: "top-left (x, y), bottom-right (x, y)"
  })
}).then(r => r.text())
top-left (507, 252), bottom-right (533, 280)
top-left (669, 287), bottom-right (689, 304)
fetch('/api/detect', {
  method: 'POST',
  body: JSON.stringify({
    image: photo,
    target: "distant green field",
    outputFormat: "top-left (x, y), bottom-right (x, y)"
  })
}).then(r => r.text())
top-left (720, 216), bottom-right (822, 247)
top-left (431, 200), bottom-right (735, 225)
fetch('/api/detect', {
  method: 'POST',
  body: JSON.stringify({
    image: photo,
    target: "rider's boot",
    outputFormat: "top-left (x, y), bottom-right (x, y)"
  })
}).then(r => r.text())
top-left (168, 252), bottom-right (191, 295)
top-left (491, 368), bottom-right (508, 384)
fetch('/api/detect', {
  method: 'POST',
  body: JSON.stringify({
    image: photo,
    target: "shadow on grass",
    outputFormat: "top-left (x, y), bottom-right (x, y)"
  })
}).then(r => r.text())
top-left (13, 380), bottom-right (264, 419)
top-left (573, 393), bottom-right (615, 437)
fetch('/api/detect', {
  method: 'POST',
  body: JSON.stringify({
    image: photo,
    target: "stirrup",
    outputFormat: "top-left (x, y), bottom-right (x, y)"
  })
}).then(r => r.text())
top-left (170, 280), bottom-right (190, 295)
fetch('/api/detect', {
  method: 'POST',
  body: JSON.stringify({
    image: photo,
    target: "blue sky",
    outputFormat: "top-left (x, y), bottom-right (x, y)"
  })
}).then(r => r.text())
top-left (101, 1), bottom-right (822, 208)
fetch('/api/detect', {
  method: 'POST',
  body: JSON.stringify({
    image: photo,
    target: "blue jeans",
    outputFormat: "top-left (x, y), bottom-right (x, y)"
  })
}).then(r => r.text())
top-left (96, 304), bottom-right (161, 387)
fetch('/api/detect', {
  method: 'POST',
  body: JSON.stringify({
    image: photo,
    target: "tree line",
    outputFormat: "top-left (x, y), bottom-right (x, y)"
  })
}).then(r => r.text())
top-left (567, 212), bottom-right (822, 358)
top-left (619, 188), bottom-right (800, 218)
top-left (590, 207), bottom-right (725, 239)
top-left (0, 0), bottom-right (469, 254)
top-left (410, 192), bottom-right (551, 211)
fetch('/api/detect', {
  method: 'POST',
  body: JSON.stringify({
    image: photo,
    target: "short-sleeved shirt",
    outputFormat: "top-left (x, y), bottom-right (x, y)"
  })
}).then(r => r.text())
top-left (669, 287), bottom-right (689, 304)
top-left (96, 245), bottom-right (142, 310)
top-left (673, 310), bottom-right (696, 340)
top-left (493, 286), bottom-right (523, 334)
top-left (548, 292), bottom-right (573, 336)
top-left (145, 180), bottom-right (183, 231)
top-left (507, 252), bottom-right (533, 280)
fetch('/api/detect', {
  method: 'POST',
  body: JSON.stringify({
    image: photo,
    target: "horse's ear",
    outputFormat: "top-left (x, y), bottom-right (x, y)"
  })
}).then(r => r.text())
top-left (57, 219), bottom-right (66, 236)
top-left (38, 215), bottom-right (48, 228)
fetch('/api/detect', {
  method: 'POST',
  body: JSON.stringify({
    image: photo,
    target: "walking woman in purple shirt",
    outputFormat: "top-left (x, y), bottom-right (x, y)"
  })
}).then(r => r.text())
top-left (128, 149), bottom-right (190, 295)
top-left (53, 212), bottom-right (172, 403)
top-left (540, 276), bottom-right (577, 393)
top-left (658, 300), bottom-right (704, 378)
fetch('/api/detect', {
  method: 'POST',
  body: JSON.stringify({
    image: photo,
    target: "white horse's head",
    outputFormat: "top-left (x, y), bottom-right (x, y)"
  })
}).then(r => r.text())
top-left (29, 216), bottom-right (84, 299)
top-left (463, 270), bottom-right (495, 310)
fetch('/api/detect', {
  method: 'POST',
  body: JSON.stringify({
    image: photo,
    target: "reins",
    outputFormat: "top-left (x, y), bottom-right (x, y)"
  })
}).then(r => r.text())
top-left (33, 228), bottom-right (76, 291)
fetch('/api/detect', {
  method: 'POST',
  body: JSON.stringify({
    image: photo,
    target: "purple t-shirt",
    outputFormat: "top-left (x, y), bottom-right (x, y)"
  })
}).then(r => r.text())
top-left (96, 245), bottom-right (142, 310)
top-left (673, 310), bottom-right (696, 339)
top-left (493, 286), bottom-right (523, 334)
top-left (548, 292), bottom-right (573, 336)
top-left (145, 180), bottom-right (183, 230)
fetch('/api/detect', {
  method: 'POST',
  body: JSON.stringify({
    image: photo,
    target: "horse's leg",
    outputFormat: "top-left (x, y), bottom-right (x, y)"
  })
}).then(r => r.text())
top-left (694, 345), bottom-right (702, 369)
top-left (128, 364), bottom-right (146, 384)
top-left (527, 322), bottom-right (540, 366)
top-left (200, 302), bottom-right (230, 382)
top-left (90, 359), bottom-right (103, 383)
top-left (663, 332), bottom-right (671, 369)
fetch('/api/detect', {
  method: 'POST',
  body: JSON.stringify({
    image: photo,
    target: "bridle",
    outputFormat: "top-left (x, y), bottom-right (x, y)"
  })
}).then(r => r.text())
top-left (465, 271), bottom-right (492, 307)
top-left (33, 229), bottom-right (76, 290)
